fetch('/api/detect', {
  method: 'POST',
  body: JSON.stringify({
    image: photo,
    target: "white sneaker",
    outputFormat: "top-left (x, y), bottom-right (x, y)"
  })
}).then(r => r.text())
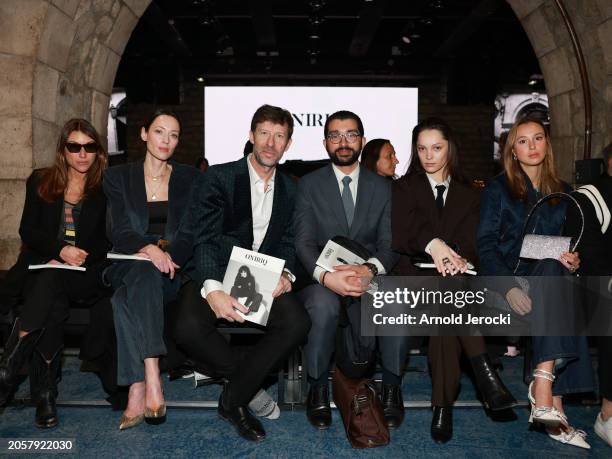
top-left (594, 412), bottom-right (612, 447)
top-left (546, 426), bottom-right (590, 449)
top-left (248, 389), bottom-right (280, 420)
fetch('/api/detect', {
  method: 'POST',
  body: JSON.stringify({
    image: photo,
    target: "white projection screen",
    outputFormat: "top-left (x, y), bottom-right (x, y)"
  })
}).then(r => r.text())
top-left (204, 86), bottom-right (418, 176)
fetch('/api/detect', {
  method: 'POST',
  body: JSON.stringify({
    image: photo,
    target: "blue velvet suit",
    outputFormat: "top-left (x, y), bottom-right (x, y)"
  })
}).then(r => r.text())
top-left (477, 173), bottom-right (592, 396)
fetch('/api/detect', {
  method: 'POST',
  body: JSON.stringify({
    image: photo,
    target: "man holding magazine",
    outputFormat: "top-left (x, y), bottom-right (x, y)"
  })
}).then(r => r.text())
top-left (294, 110), bottom-right (406, 430)
top-left (172, 105), bottom-right (311, 442)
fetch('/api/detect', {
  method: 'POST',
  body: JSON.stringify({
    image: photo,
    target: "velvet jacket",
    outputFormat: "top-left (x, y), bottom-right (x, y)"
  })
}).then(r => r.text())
top-left (190, 156), bottom-right (297, 284)
top-left (476, 173), bottom-right (570, 292)
top-left (103, 160), bottom-right (200, 268)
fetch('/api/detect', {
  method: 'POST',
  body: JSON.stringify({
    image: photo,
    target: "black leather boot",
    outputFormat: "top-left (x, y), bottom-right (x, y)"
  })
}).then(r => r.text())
top-left (431, 406), bottom-right (453, 443)
top-left (0, 319), bottom-right (43, 405)
top-left (381, 384), bottom-right (405, 429)
top-left (470, 353), bottom-right (517, 411)
top-left (306, 384), bottom-right (332, 429)
top-left (29, 348), bottom-right (61, 428)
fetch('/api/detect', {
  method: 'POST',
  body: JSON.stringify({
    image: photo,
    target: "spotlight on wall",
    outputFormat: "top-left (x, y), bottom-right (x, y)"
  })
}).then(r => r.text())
top-left (309, 0), bottom-right (326, 11)
top-left (199, 15), bottom-right (216, 27)
top-left (528, 73), bottom-right (544, 86)
top-left (400, 21), bottom-right (416, 44)
top-left (309, 25), bottom-right (321, 40)
top-left (196, 76), bottom-right (204, 82)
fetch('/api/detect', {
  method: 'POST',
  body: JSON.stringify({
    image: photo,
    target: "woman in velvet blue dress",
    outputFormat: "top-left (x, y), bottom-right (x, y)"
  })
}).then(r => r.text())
top-left (477, 116), bottom-right (592, 449)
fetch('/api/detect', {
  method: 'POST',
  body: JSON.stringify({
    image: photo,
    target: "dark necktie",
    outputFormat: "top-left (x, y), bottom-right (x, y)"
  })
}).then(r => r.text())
top-left (435, 184), bottom-right (446, 211)
top-left (341, 176), bottom-right (354, 227)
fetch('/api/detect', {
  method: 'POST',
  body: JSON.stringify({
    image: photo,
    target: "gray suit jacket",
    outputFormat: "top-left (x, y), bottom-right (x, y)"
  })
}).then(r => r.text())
top-left (294, 164), bottom-right (398, 277)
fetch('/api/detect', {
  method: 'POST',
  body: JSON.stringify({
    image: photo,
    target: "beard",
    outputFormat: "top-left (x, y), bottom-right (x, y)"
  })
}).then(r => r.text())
top-left (253, 149), bottom-right (279, 168)
top-left (328, 146), bottom-right (360, 166)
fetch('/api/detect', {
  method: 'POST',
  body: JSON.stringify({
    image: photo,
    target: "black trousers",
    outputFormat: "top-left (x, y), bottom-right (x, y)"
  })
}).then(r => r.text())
top-left (19, 268), bottom-right (104, 359)
top-left (172, 281), bottom-right (311, 407)
top-left (428, 336), bottom-right (486, 406)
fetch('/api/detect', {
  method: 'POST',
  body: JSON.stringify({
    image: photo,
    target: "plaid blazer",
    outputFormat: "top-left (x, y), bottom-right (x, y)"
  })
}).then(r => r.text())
top-left (191, 157), bottom-right (297, 284)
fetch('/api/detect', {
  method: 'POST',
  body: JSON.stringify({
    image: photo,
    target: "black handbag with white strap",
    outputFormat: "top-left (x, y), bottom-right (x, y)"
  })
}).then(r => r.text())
top-left (576, 184), bottom-right (611, 234)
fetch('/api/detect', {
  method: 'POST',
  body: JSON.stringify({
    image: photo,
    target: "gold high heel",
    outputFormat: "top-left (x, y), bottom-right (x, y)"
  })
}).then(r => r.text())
top-left (118, 413), bottom-right (144, 430)
top-left (144, 404), bottom-right (167, 425)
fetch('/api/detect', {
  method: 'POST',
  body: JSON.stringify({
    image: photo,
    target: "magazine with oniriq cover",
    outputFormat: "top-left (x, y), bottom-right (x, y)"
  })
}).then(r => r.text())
top-left (315, 239), bottom-right (366, 272)
top-left (222, 246), bottom-right (285, 326)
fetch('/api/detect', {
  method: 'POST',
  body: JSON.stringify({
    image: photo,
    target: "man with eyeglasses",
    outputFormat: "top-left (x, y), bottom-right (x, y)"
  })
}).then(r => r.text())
top-left (294, 110), bottom-right (406, 430)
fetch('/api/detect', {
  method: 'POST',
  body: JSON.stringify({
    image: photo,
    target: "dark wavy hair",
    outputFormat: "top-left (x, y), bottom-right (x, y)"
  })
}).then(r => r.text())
top-left (361, 138), bottom-right (391, 174)
top-left (407, 117), bottom-right (467, 184)
top-left (38, 118), bottom-right (107, 202)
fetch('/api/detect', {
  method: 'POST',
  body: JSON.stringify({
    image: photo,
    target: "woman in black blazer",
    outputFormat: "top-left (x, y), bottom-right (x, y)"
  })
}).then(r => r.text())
top-left (103, 109), bottom-right (199, 430)
top-left (392, 118), bottom-right (516, 443)
top-left (0, 118), bottom-right (109, 428)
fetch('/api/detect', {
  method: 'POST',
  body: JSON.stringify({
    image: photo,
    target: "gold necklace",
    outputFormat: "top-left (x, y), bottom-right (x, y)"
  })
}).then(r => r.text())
top-left (145, 166), bottom-right (168, 200)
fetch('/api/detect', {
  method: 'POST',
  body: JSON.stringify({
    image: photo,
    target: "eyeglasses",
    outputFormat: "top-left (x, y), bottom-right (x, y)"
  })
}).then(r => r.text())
top-left (65, 142), bottom-right (98, 153)
top-left (326, 132), bottom-right (361, 144)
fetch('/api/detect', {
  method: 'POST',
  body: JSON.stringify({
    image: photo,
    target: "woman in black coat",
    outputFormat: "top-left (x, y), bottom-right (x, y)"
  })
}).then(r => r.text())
top-left (103, 108), bottom-right (199, 430)
top-left (0, 118), bottom-right (109, 428)
top-left (392, 118), bottom-right (516, 443)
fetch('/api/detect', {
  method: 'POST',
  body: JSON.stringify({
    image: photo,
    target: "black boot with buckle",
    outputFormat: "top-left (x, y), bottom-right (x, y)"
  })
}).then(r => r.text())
top-left (0, 319), bottom-right (43, 406)
top-left (29, 348), bottom-right (62, 428)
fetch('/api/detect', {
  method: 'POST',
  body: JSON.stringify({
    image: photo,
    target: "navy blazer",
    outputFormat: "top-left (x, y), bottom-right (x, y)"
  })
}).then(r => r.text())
top-left (191, 156), bottom-right (297, 284)
top-left (103, 160), bottom-right (200, 267)
top-left (477, 173), bottom-right (570, 284)
top-left (294, 164), bottom-right (398, 276)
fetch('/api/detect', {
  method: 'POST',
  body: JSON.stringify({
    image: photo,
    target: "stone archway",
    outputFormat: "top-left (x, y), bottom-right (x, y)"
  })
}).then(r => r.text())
top-left (507, 0), bottom-right (612, 180)
top-left (0, 0), bottom-right (151, 268)
top-left (0, 0), bottom-right (611, 268)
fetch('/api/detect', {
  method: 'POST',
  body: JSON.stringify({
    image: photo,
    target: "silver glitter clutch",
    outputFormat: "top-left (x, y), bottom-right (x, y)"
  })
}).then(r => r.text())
top-left (519, 234), bottom-right (571, 260)
top-left (515, 192), bottom-right (584, 271)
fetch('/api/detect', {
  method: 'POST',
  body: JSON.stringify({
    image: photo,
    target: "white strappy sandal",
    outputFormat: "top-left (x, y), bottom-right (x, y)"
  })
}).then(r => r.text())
top-left (527, 369), bottom-right (568, 428)
top-left (546, 425), bottom-right (590, 449)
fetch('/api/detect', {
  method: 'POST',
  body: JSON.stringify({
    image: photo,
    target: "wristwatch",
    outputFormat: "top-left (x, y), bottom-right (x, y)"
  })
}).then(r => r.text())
top-left (362, 262), bottom-right (378, 276)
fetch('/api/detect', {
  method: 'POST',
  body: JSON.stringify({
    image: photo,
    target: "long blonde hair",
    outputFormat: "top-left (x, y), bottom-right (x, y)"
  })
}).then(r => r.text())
top-left (502, 116), bottom-right (563, 201)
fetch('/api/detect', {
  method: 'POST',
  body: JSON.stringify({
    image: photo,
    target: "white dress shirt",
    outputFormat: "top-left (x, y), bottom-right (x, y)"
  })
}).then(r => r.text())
top-left (313, 164), bottom-right (386, 284)
top-left (424, 174), bottom-right (451, 254)
top-left (202, 155), bottom-right (292, 298)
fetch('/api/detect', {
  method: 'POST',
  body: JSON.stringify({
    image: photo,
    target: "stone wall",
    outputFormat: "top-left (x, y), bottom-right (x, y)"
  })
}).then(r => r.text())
top-left (0, 0), bottom-right (151, 269)
top-left (508, 0), bottom-right (612, 179)
top-left (1, 0), bottom-right (612, 268)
